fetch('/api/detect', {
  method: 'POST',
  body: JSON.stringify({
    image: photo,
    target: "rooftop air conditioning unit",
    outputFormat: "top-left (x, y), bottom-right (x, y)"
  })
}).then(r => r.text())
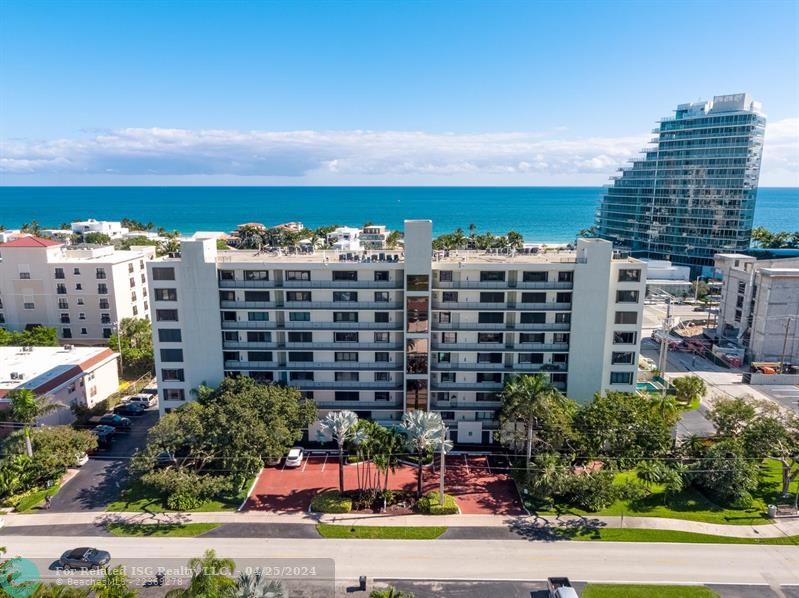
top-left (63, 344), bottom-right (73, 351)
top-left (10, 372), bottom-right (18, 380)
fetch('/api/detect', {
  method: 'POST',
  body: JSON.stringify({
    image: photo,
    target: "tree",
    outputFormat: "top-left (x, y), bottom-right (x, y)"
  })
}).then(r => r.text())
top-left (672, 375), bottom-right (706, 406)
top-left (577, 226), bottom-right (598, 238)
top-left (468, 223), bottom-right (476, 238)
top-left (689, 439), bottom-right (759, 507)
top-left (691, 279), bottom-right (709, 300)
top-left (32, 584), bottom-right (90, 597)
top-left (216, 238), bottom-right (230, 250)
top-left (165, 550), bottom-right (236, 598)
top-left (319, 410), bottom-right (360, 494)
top-left (109, 317), bottom-right (154, 376)
top-left (81, 232), bottom-right (113, 245)
top-left (232, 569), bottom-right (285, 597)
top-left (751, 226), bottom-right (799, 249)
top-left (5, 426), bottom-right (97, 484)
top-left (636, 460), bottom-right (667, 490)
top-left (708, 396), bottom-right (757, 437)
top-left (7, 389), bottom-right (64, 457)
top-left (91, 566), bottom-right (137, 598)
top-left (741, 410), bottom-right (799, 498)
top-left (369, 588), bottom-right (415, 598)
top-left (0, 326), bottom-right (59, 347)
top-left (401, 410), bottom-right (448, 499)
top-left (648, 393), bottom-right (680, 423)
top-left (385, 230), bottom-right (402, 249)
top-left (498, 374), bottom-right (575, 473)
top-left (20, 220), bottom-right (42, 236)
top-left (506, 230), bottom-right (524, 249)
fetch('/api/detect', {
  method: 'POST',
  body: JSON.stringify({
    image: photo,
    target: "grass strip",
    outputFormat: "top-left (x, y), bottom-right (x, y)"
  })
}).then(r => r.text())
top-left (582, 583), bottom-right (719, 597)
top-left (106, 522), bottom-right (221, 537)
top-left (316, 523), bottom-right (446, 540)
top-left (566, 527), bottom-right (799, 545)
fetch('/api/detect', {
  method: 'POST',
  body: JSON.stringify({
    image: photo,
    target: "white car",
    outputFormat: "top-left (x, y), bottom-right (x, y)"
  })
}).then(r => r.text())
top-left (127, 394), bottom-right (156, 408)
top-left (284, 448), bottom-right (304, 468)
top-left (75, 453), bottom-right (89, 467)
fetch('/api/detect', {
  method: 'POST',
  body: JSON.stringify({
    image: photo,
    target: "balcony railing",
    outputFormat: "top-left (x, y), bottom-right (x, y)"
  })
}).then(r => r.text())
top-left (220, 301), bottom-right (277, 309)
top-left (432, 322), bottom-right (571, 331)
top-left (223, 342), bottom-right (279, 349)
top-left (221, 321), bottom-right (278, 329)
top-left (432, 302), bottom-right (572, 311)
top-left (284, 301), bottom-right (403, 310)
top-left (430, 342), bottom-right (570, 352)
top-left (434, 280), bottom-right (574, 290)
top-left (283, 361), bottom-right (403, 371)
top-left (219, 280), bottom-right (277, 288)
top-left (283, 280), bottom-right (402, 289)
top-left (431, 381), bottom-right (505, 391)
top-left (283, 342), bottom-right (403, 350)
top-left (288, 381), bottom-right (403, 390)
top-left (314, 400), bottom-right (404, 410)
top-left (284, 321), bottom-right (402, 330)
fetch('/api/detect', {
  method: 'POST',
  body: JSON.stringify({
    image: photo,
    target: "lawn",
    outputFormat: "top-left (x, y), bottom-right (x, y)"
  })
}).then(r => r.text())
top-left (106, 522), bottom-right (221, 537)
top-left (528, 460), bottom-right (793, 526)
top-left (106, 478), bottom-right (254, 513)
top-left (562, 527), bottom-right (799, 545)
top-left (12, 484), bottom-right (61, 513)
top-left (316, 524), bottom-right (447, 540)
top-left (582, 584), bottom-right (718, 598)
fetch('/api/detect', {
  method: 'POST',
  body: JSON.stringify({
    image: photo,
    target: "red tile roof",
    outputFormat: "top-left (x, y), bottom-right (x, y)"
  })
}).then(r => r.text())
top-left (0, 236), bottom-right (64, 248)
top-left (0, 348), bottom-right (116, 398)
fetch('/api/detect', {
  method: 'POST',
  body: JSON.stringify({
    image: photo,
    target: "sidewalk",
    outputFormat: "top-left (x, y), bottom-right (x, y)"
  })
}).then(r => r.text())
top-left (4, 510), bottom-right (799, 539)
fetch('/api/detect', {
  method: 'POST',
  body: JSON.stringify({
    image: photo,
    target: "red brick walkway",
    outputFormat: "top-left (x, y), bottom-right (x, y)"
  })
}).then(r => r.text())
top-left (245, 454), bottom-right (524, 515)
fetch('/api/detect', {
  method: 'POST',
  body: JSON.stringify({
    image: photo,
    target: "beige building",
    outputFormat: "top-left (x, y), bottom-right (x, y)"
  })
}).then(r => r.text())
top-left (148, 222), bottom-right (645, 444)
top-left (0, 236), bottom-right (155, 343)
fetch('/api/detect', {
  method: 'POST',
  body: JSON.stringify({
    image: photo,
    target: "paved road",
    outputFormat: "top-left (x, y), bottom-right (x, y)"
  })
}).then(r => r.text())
top-left (6, 535), bottom-right (799, 586)
top-left (47, 409), bottom-right (158, 512)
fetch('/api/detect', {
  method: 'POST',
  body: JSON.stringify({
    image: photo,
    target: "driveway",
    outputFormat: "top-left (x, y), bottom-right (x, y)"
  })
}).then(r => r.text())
top-left (246, 453), bottom-right (524, 515)
top-left (46, 409), bottom-right (159, 512)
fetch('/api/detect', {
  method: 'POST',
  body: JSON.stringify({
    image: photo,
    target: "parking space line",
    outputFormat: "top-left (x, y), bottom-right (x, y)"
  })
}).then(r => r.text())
top-left (486, 456), bottom-right (492, 475)
top-left (321, 452), bottom-right (328, 472)
top-left (463, 454), bottom-right (469, 473)
top-left (301, 455), bottom-right (309, 472)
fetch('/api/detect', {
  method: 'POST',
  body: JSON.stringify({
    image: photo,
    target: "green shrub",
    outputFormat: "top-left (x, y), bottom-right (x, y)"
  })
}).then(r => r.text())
top-left (166, 492), bottom-right (202, 511)
top-left (563, 471), bottom-right (617, 512)
top-left (311, 490), bottom-right (352, 513)
top-left (616, 480), bottom-right (649, 501)
top-left (415, 491), bottom-right (459, 515)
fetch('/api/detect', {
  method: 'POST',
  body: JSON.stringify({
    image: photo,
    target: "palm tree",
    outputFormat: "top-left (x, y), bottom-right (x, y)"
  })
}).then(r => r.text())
top-left (499, 374), bottom-right (558, 473)
top-left (232, 570), bottom-right (285, 598)
top-left (369, 587), bottom-right (415, 598)
top-left (672, 375), bottom-right (706, 406)
top-left (165, 550), bottom-right (236, 598)
top-left (8, 389), bottom-right (63, 457)
top-left (649, 393), bottom-right (680, 423)
top-left (401, 410), bottom-right (448, 499)
top-left (636, 460), bottom-right (665, 490)
top-left (318, 410), bottom-right (360, 495)
top-left (374, 425), bottom-right (404, 494)
top-left (90, 566), bottom-right (136, 598)
top-left (32, 585), bottom-right (90, 597)
top-left (468, 223), bottom-right (476, 239)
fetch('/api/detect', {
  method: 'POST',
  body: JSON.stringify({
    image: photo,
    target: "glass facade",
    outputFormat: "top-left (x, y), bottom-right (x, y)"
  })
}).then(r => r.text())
top-left (596, 93), bottom-right (766, 274)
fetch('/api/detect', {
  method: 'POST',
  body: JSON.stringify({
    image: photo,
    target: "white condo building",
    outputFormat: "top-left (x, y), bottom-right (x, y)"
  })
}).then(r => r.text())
top-left (148, 222), bottom-right (645, 444)
top-left (0, 237), bottom-right (155, 343)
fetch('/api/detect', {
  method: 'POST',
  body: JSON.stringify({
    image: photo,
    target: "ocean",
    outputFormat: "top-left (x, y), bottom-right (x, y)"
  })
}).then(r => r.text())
top-left (0, 186), bottom-right (797, 243)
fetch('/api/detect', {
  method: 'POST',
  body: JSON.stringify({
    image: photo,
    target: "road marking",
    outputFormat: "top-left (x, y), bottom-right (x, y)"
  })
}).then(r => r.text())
top-left (321, 453), bottom-right (328, 472)
top-left (486, 457), bottom-right (492, 475)
top-left (301, 456), bottom-right (309, 472)
top-left (463, 454), bottom-right (469, 473)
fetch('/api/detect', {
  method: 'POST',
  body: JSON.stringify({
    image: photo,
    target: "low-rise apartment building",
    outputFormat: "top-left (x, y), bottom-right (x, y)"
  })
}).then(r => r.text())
top-left (0, 237), bottom-right (155, 343)
top-left (715, 252), bottom-right (799, 364)
top-left (148, 222), bottom-right (645, 443)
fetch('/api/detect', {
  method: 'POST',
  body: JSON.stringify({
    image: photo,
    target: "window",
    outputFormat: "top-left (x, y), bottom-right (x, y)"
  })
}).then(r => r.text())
top-left (19, 272), bottom-right (31, 279)
top-left (610, 371), bottom-right (634, 385)
top-left (480, 271), bottom-right (505, 282)
top-left (244, 291), bottom-right (270, 302)
top-left (244, 270), bottom-right (269, 281)
top-left (438, 271), bottom-right (453, 282)
top-left (333, 271), bottom-right (358, 281)
top-left (406, 274), bottom-right (429, 291)
top-left (611, 352), bottom-right (635, 365)
top-left (406, 296), bottom-right (429, 332)
top-left (101, 313), bottom-right (110, 323)
top-left (62, 328), bottom-right (72, 338)
top-left (519, 353), bottom-right (544, 364)
top-left (99, 299), bottom-right (109, 309)
top-left (477, 353), bottom-right (502, 363)
top-left (221, 311), bottom-right (236, 322)
top-left (152, 267), bottom-right (175, 281)
top-left (440, 373), bottom-right (455, 383)
top-left (519, 332), bottom-right (545, 343)
top-left (80, 328), bottom-right (88, 335)
top-left (375, 312), bottom-right (389, 323)
top-left (616, 290), bottom-right (640, 303)
top-left (285, 270), bottom-right (310, 281)
top-left (24, 301), bottom-right (35, 309)
top-left (74, 283), bottom-right (82, 291)
top-left (219, 291), bottom-right (235, 302)
top-left (97, 283), bottom-right (108, 294)
top-left (288, 352), bottom-right (313, 362)
top-left (158, 328), bottom-right (182, 342)
top-left (478, 312), bottom-right (503, 324)
top-left (219, 270), bottom-right (235, 280)
top-left (442, 292), bottom-right (458, 302)
top-left (163, 389), bottom-right (186, 402)
top-left (289, 312), bottom-right (310, 321)
top-left (375, 352), bottom-right (389, 362)
top-left (128, 263), bottom-right (134, 273)
top-left (558, 272), bottom-right (573, 282)
top-left (554, 333), bottom-right (570, 343)
top-left (287, 331), bottom-right (311, 342)
top-left (480, 292), bottom-right (504, 303)
top-left (248, 331), bottom-right (272, 342)
top-left (333, 291), bottom-right (358, 302)
top-left (156, 309), bottom-right (179, 322)
top-left (374, 271), bottom-right (389, 281)
top-left (56, 284), bottom-right (67, 295)
top-left (77, 298), bottom-right (84, 305)
top-left (129, 277), bottom-right (136, 288)
top-left (333, 312), bottom-right (358, 322)
top-left (155, 288), bottom-right (177, 301)
top-left (374, 291), bottom-right (389, 302)
top-left (58, 299), bottom-right (69, 309)
top-left (160, 348), bottom-right (183, 362)
top-left (335, 391), bottom-right (359, 402)
top-left (613, 331), bottom-right (637, 344)
top-left (520, 312), bottom-right (545, 324)
top-left (478, 332), bottom-right (503, 343)
top-left (79, 313), bottom-right (86, 320)
top-left (618, 269), bottom-right (641, 282)
top-left (286, 291), bottom-right (311, 302)
top-left (374, 332), bottom-right (389, 342)
top-left (375, 391), bottom-right (390, 401)
top-left (335, 352), bottom-right (358, 362)
top-left (614, 311), bottom-right (638, 324)
top-left (441, 332), bottom-right (457, 344)
top-left (103, 328), bottom-right (112, 339)
top-left (737, 281), bottom-right (746, 294)
top-left (335, 332), bottom-right (359, 342)
top-left (335, 372), bottom-right (360, 382)
top-left (162, 369), bottom-right (185, 381)
top-left (374, 372), bottom-right (390, 381)
top-left (557, 292), bottom-right (572, 303)
top-left (73, 268), bottom-right (80, 275)
top-left (436, 352), bottom-right (451, 363)
top-left (248, 351), bottom-right (273, 361)
top-left (60, 313), bottom-right (71, 323)
top-left (290, 372), bottom-right (314, 381)
top-left (437, 312), bottom-right (451, 324)
top-left (521, 292), bottom-right (546, 303)
top-left (54, 268), bottom-right (65, 279)
top-left (247, 311), bottom-right (268, 322)
top-left (554, 313), bottom-right (571, 324)
top-left (477, 372), bottom-right (501, 383)
top-left (523, 271), bottom-right (548, 282)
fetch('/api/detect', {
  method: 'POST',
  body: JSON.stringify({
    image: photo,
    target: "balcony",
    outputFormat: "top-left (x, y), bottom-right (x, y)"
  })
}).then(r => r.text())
top-left (432, 401), bottom-right (500, 411)
top-left (283, 361), bottom-right (403, 371)
top-left (431, 381), bottom-right (505, 391)
top-left (224, 360), bottom-right (279, 369)
top-left (434, 280), bottom-right (573, 290)
top-left (432, 322), bottom-right (571, 331)
top-left (223, 341), bottom-right (279, 350)
top-left (284, 342), bottom-right (403, 350)
top-left (284, 321), bottom-right (402, 330)
top-left (221, 321), bottom-right (278, 330)
top-left (220, 301), bottom-right (277, 309)
top-left (283, 280), bottom-right (402, 289)
top-left (433, 362), bottom-right (507, 371)
top-left (288, 381), bottom-right (403, 390)
top-left (219, 279), bottom-right (276, 288)
top-left (432, 301), bottom-right (572, 311)
top-left (284, 301), bottom-right (403, 310)
top-left (314, 400), bottom-right (404, 410)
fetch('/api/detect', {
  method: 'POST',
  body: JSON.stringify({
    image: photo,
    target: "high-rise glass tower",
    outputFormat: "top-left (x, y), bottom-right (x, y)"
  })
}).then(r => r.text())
top-left (596, 93), bottom-right (766, 276)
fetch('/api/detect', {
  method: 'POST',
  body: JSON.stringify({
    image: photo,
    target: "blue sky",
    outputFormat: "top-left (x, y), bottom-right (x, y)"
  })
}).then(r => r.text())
top-left (1, 0), bottom-right (797, 185)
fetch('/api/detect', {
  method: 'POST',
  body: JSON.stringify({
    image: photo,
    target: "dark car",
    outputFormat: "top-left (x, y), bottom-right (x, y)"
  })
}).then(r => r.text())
top-left (92, 425), bottom-right (115, 447)
top-left (98, 414), bottom-right (132, 429)
top-left (60, 547), bottom-right (111, 570)
top-left (114, 402), bottom-right (146, 417)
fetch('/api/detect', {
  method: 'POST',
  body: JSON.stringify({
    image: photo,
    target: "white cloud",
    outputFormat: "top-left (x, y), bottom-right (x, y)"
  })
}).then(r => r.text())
top-left (1, 120), bottom-right (797, 185)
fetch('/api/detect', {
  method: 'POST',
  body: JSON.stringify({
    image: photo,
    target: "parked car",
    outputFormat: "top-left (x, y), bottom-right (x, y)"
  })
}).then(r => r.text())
top-left (74, 453), bottom-right (89, 467)
top-left (548, 577), bottom-right (578, 598)
top-left (155, 451), bottom-right (177, 468)
top-left (98, 414), bottom-right (132, 429)
top-left (92, 425), bottom-right (115, 446)
top-left (60, 547), bottom-right (111, 570)
top-left (284, 447), bottom-right (304, 467)
top-left (127, 393), bottom-right (157, 408)
top-left (114, 402), bottom-right (146, 417)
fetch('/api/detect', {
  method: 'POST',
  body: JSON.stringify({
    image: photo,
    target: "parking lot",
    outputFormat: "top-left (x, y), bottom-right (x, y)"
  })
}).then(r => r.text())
top-left (246, 453), bottom-right (525, 515)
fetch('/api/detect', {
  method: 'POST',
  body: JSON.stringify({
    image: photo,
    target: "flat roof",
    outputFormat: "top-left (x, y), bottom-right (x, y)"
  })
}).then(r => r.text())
top-left (0, 346), bottom-right (116, 398)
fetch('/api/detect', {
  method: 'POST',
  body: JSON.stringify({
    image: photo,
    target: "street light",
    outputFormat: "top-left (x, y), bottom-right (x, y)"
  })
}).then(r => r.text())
top-left (113, 320), bottom-right (124, 377)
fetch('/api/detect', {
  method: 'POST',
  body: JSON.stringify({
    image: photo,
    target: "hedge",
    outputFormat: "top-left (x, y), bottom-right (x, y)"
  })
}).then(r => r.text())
top-left (310, 490), bottom-right (353, 513)
top-left (415, 491), bottom-right (459, 515)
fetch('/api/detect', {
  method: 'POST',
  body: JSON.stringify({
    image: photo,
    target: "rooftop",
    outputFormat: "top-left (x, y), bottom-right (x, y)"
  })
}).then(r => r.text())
top-left (0, 236), bottom-right (64, 248)
top-left (0, 346), bottom-right (117, 398)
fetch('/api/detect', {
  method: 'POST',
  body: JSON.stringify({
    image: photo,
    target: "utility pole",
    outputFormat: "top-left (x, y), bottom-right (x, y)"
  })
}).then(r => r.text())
top-left (779, 316), bottom-right (793, 375)
top-left (114, 321), bottom-right (124, 377)
top-left (439, 425), bottom-right (447, 507)
top-left (657, 297), bottom-right (673, 382)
